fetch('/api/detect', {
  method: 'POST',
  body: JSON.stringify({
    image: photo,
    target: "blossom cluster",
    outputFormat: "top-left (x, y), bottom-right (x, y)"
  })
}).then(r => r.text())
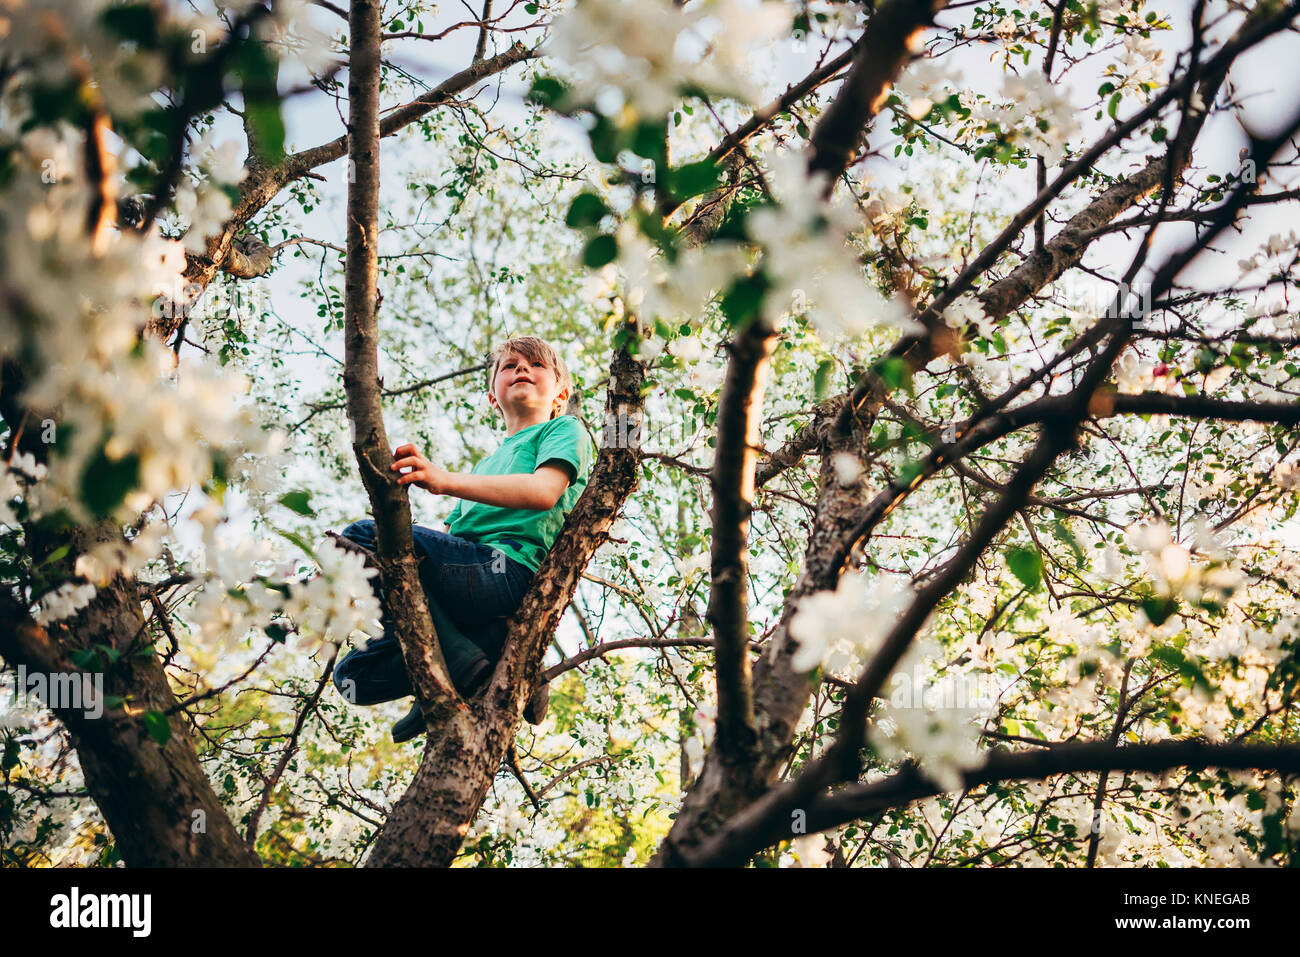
top-left (543, 0), bottom-right (793, 121)
top-left (871, 638), bottom-right (997, 791)
top-left (0, 2), bottom-right (301, 628)
top-left (1124, 518), bottom-right (1243, 609)
top-left (591, 147), bottom-right (916, 343)
top-left (1237, 230), bottom-right (1300, 280)
top-left (182, 518), bottom-right (384, 655)
top-left (788, 571), bottom-right (914, 675)
top-left (958, 72), bottom-right (1083, 167)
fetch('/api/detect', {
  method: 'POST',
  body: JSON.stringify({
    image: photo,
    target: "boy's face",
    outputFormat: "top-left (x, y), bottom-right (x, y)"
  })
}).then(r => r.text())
top-left (490, 351), bottom-right (568, 418)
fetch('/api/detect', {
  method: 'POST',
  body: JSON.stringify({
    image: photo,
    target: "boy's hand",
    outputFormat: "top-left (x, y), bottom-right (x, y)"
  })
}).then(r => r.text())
top-left (391, 444), bottom-right (447, 494)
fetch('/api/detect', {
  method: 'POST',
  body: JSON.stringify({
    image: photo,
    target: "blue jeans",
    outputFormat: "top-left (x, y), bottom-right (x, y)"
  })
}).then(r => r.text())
top-left (332, 519), bottom-right (534, 706)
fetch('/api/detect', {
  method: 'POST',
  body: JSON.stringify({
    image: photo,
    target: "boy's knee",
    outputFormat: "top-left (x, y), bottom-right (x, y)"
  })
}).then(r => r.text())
top-left (332, 655), bottom-right (357, 702)
top-left (340, 519), bottom-right (375, 544)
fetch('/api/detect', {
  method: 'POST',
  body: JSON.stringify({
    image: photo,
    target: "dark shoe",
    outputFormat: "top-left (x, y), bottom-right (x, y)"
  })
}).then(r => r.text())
top-left (460, 657), bottom-right (493, 698)
top-left (391, 700), bottom-right (425, 743)
top-left (391, 658), bottom-right (493, 743)
top-left (523, 680), bottom-right (550, 725)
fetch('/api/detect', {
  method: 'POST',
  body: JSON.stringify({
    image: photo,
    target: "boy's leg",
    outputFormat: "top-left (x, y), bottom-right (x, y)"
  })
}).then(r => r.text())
top-left (411, 528), bottom-right (534, 637)
top-left (423, 590), bottom-right (494, 691)
top-left (406, 528), bottom-right (551, 724)
top-left (332, 636), bottom-right (412, 705)
top-left (337, 519), bottom-right (492, 693)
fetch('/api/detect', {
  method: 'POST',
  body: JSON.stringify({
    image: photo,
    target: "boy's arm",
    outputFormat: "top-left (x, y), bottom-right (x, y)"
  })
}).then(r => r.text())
top-left (391, 444), bottom-right (568, 511)
top-left (436, 465), bottom-right (569, 511)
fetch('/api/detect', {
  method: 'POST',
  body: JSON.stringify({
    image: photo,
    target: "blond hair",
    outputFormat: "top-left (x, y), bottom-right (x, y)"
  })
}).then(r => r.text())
top-left (487, 335), bottom-right (574, 420)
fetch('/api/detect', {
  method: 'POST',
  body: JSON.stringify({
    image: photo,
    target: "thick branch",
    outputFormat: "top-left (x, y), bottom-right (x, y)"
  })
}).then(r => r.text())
top-left (340, 0), bottom-right (457, 720)
top-left (801, 740), bottom-right (1300, 839)
top-left (806, 0), bottom-right (950, 185)
top-left (707, 317), bottom-right (778, 761)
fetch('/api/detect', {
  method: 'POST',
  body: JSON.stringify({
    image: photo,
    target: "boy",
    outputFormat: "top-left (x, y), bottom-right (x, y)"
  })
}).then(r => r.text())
top-left (331, 335), bottom-right (595, 742)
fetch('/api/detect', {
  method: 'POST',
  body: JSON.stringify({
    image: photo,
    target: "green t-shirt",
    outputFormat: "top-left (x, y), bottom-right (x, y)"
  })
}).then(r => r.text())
top-left (445, 415), bottom-right (595, 573)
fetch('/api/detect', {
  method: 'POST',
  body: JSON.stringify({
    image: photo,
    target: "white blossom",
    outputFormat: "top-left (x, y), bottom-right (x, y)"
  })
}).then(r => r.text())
top-left (32, 581), bottom-right (98, 626)
top-left (746, 149), bottom-right (918, 338)
top-left (943, 295), bottom-right (995, 341)
top-left (789, 572), bottom-right (914, 674)
top-left (789, 833), bottom-right (833, 867)
top-left (544, 0), bottom-right (792, 121)
top-left (894, 55), bottom-right (963, 121)
top-left (831, 451), bottom-right (865, 486)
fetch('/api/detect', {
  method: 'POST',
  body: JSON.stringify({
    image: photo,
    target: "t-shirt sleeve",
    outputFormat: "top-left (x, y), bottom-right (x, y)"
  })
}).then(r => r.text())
top-left (536, 416), bottom-right (592, 486)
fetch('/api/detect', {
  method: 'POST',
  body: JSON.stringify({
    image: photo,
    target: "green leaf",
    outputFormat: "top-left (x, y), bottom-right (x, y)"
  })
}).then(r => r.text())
top-left (70, 648), bottom-right (102, 671)
top-left (1005, 545), bottom-right (1043, 590)
top-left (272, 524), bottom-right (318, 560)
top-left (581, 234), bottom-right (618, 268)
top-left (813, 358), bottom-right (836, 400)
top-left (1, 737), bottom-right (19, 771)
top-left (527, 76), bottom-right (567, 110)
top-left (565, 192), bottom-right (610, 229)
top-left (872, 356), bottom-right (912, 394)
top-left (81, 448), bottom-right (141, 519)
top-left (278, 490), bottom-right (316, 518)
top-left (142, 710), bottom-right (171, 746)
top-left (719, 272), bottom-right (768, 327)
top-left (232, 42), bottom-right (285, 162)
top-left (245, 101), bottom-right (285, 164)
top-left (1149, 644), bottom-right (1210, 692)
top-left (631, 120), bottom-right (666, 161)
top-left (1050, 519), bottom-right (1086, 568)
top-left (896, 459), bottom-right (925, 487)
top-left (1107, 91), bottom-right (1123, 119)
top-left (265, 622), bottom-right (290, 644)
top-left (587, 113), bottom-right (619, 163)
top-left (39, 544), bottom-right (70, 567)
top-left (1141, 594), bottom-right (1180, 627)
top-left (665, 159), bottom-right (723, 202)
top-left (99, 3), bottom-right (159, 45)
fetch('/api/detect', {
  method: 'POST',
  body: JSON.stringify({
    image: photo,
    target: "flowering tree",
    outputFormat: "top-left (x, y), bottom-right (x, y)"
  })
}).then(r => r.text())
top-left (5, 0), bottom-right (1300, 868)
